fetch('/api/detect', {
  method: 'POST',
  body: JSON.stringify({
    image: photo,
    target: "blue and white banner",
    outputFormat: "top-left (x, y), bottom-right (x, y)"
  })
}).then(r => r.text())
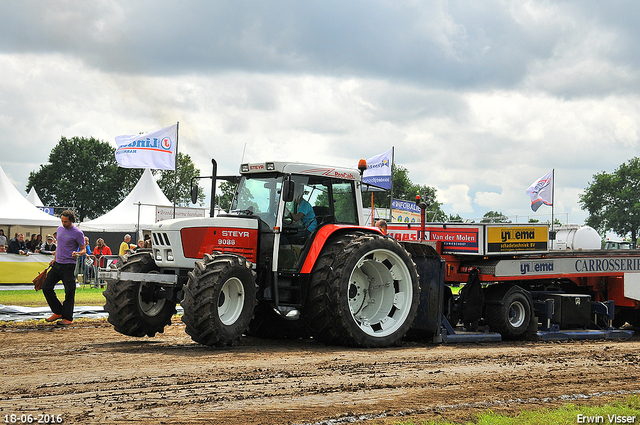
top-left (526, 171), bottom-right (553, 212)
top-left (362, 149), bottom-right (392, 189)
top-left (115, 124), bottom-right (177, 170)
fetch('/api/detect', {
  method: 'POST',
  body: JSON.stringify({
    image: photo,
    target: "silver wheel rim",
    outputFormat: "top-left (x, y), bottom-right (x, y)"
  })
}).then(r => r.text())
top-left (138, 283), bottom-right (165, 316)
top-left (509, 300), bottom-right (526, 328)
top-left (218, 277), bottom-right (245, 326)
top-left (347, 248), bottom-right (413, 338)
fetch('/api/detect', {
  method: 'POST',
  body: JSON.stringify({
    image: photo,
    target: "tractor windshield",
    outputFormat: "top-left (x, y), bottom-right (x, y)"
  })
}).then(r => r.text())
top-left (230, 175), bottom-right (281, 228)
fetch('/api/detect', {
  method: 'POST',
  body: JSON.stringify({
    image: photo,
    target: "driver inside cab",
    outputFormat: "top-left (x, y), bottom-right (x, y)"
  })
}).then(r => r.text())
top-left (286, 183), bottom-right (316, 236)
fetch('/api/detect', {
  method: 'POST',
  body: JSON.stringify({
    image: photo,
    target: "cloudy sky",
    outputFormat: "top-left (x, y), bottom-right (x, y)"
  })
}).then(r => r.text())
top-left (1, 0), bottom-right (639, 225)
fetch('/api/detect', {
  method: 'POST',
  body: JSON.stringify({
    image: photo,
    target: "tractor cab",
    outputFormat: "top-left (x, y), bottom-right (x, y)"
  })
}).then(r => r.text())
top-left (227, 162), bottom-right (362, 286)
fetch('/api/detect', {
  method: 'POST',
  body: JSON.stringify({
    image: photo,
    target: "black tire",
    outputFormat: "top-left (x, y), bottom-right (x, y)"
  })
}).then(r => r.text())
top-left (248, 302), bottom-right (309, 339)
top-left (613, 308), bottom-right (629, 328)
top-left (103, 251), bottom-right (176, 337)
top-left (628, 309), bottom-right (640, 328)
top-left (485, 290), bottom-right (532, 339)
top-left (181, 253), bottom-right (257, 346)
top-left (303, 232), bottom-right (420, 347)
top-left (615, 307), bottom-right (640, 328)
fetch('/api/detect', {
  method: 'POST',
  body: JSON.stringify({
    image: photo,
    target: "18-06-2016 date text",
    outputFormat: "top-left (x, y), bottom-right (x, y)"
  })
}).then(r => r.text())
top-left (4, 414), bottom-right (63, 423)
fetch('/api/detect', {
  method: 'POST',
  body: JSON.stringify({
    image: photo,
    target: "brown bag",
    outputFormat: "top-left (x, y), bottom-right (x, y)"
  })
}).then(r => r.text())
top-left (33, 266), bottom-right (50, 291)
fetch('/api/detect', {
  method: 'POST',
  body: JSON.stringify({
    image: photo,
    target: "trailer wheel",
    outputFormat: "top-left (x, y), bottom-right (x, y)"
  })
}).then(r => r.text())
top-left (303, 232), bottom-right (420, 347)
top-left (103, 252), bottom-right (176, 337)
top-left (485, 290), bottom-right (532, 339)
top-left (182, 253), bottom-right (257, 346)
top-left (615, 308), bottom-right (640, 328)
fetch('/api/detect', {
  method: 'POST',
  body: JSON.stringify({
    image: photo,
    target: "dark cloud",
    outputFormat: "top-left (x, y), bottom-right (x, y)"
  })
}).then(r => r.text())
top-left (5, 0), bottom-right (638, 95)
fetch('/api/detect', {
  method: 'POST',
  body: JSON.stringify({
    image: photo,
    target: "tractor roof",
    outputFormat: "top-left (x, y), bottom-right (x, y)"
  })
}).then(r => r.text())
top-left (239, 161), bottom-right (362, 182)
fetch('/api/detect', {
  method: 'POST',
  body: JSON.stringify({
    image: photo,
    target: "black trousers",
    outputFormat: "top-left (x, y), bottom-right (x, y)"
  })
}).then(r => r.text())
top-left (42, 262), bottom-right (77, 321)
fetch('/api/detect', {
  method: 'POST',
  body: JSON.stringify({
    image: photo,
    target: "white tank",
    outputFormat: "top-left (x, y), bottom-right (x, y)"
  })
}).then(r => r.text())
top-left (552, 225), bottom-right (601, 250)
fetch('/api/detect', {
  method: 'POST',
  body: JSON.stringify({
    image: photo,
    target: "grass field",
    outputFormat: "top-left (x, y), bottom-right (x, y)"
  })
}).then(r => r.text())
top-left (0, 286), bottom-right (106, 307)
top-left (394, 395), bottom-right (640, 424)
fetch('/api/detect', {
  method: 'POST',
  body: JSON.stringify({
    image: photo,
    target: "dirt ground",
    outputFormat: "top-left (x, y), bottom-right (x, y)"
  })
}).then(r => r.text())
top-left (1, 319), bottom-right (639, 425)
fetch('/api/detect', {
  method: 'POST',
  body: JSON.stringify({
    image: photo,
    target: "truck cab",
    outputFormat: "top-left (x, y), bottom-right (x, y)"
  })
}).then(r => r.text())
top-left (605, 240), bottom-right (632, 250)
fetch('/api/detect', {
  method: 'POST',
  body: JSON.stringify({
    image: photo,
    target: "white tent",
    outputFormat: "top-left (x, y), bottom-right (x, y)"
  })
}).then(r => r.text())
top-left (0, 165), bottom-right (60, 226)
top-left (26, 187), bottom-right (44, 207)
top-left (79, 169), bottom-right (171, 233)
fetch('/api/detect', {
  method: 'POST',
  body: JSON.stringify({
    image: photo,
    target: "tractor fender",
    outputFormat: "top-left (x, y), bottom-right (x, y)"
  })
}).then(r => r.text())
top-left (299, 224), bottom-right (383, 274)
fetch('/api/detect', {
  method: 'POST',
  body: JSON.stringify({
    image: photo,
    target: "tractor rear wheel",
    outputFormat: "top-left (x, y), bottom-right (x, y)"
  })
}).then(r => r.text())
top-left (103, 251), bottom-right (176, 337)
top-left (182, 253), bottom-right (257, 346)
top-left (303, 232), bottom-right (420, 347)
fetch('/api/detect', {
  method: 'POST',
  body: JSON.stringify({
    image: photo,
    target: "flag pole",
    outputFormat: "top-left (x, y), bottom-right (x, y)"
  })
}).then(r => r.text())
top-left (551, 168), bottom-right (555, 232)
top-left (371, 192), bottom-right (374, 225)
top-left (172, 121), bottom-right (179, 218)
top-left (389, 146), bottom-right (394, 221)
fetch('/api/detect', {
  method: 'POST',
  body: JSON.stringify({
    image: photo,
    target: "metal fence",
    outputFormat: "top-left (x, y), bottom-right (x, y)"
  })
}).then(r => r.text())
top-left (75, 254), bottom-right (120, 288)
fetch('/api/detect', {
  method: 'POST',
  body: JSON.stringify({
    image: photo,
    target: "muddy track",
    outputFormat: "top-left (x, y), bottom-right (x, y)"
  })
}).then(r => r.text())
top-left (1, 319), bottom-right (639, 424)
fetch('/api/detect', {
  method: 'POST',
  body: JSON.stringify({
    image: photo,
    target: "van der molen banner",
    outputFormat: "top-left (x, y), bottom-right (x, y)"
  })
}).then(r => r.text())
top-left (115, 124), bottom-right (177, 170)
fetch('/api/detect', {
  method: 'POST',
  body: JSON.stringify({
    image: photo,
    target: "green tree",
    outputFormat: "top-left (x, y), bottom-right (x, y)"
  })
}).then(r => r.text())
top-left (580, 157), bottom-right (640, 244)
top-left (449, 214), bottom-right (464, 222)
top-left (155, 152), bottom-right (204, 206)
top-left (29, 137), bottom-right (204, 221)
top-left (217, 181), bottom-right (238, 211)
top-left (27, 137), bottom-right (140, 221)
top-left (365, 164), bottom-right (447, 221)
top-left (481, 210), bottom-right (509, 223)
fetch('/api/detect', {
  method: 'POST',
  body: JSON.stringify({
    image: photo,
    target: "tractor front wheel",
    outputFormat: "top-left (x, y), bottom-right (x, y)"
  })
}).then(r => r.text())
top-left (181, 253), bottom-right (257, 346)
top-left (103, 252), bottom-right (176, 337)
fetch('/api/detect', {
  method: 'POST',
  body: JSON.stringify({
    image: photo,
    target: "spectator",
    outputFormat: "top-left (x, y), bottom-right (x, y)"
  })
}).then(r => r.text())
top-left (119, 234), bottom-right (131, 256)
top-left (42, 210), bottom-right (86, 326)
top-left (134, 239), bottom-right (145, 251)
top-left (93, 238), bottom-right (112, 268)
top-left (26, 234), bottom-right (39, 253)
top-left (143, 234), bottom-right (152, 249)
top-left (39, 234), bottom-right (57, 255)
top-left (8, 233), bottom-right (29, 255)
top-left (0, 229), bottom-right (6, 247)
top-left (82, 237), bottom-right (92, 256)
top-left (375, 219), bottom-right (388, 236)
top-left (75, 236), bottom-right (93, 281)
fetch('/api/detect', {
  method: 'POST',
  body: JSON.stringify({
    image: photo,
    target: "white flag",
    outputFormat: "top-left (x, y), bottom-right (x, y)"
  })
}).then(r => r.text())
top-left (115, 124), bottom-right (177, 170)
top-left (362, 149), bottom-right (393, 189)
top-left (526, 171), bottom-right (553, 212)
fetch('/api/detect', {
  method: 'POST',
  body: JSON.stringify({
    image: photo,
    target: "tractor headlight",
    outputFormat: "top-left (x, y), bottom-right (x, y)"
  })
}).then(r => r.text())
top-left (166, 250), bottom-right (174, 261)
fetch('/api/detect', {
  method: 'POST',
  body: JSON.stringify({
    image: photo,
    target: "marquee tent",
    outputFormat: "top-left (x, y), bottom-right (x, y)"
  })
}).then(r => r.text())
top-left (78, 168), bottom-right (171, 233)
top-left (26, 187), bottom-right (44, 207)
top-left (0, 165), bottom-right (60, 227)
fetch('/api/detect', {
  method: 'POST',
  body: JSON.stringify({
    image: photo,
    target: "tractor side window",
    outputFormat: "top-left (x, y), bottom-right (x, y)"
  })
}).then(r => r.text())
top-left (332, 181), bottom-right (358, 224)
top-left (283, 176), bottom-right (319, 237)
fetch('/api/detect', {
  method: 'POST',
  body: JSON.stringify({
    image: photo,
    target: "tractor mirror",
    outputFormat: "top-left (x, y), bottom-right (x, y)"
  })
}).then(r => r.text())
top-left (282, 178), bottom-right (295, 203)
top-left (190, 182), bottom-right (199, 204)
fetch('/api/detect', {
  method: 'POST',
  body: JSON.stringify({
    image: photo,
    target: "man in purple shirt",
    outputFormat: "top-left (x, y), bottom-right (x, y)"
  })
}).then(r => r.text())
top-left (43, 210), bottom-right (86, 325)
